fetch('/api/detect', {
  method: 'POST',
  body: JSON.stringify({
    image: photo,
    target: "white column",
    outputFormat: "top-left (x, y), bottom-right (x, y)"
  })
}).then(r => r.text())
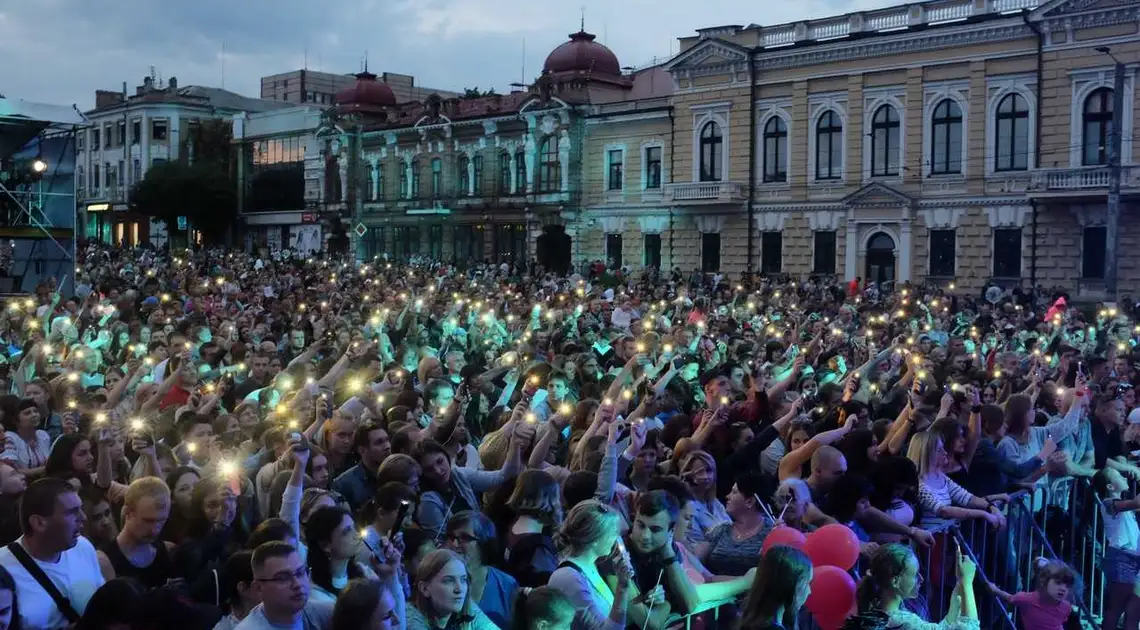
top-left (899, 220), bottom-right (912, 282)
top-left (509, 154), bottom-right (518, 194)
top-left (404, 162), bottom-right (413, 199)
top-left (338, 160), bottom-right (348, 203)
top-left (466, 158), bottom-right (476, 196)
top-left (845, 219), bottom-right (858, 281)
top-left (524, 135), bottom-right (536, 194)
top-left (169, 115), bottom-right (181, 160)
top-left (559, 130), bottom-right (571, 193)
top-left (369, 162), bottom-right (379, 201)
top-left (140, 112), bottom-right (150, 174)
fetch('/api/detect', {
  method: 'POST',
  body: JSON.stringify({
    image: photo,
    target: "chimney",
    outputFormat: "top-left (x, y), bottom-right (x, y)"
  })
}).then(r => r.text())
top-left (168, 76), bottom-right (177, 91)
top-left (95, 90), bottom-right (126, 109)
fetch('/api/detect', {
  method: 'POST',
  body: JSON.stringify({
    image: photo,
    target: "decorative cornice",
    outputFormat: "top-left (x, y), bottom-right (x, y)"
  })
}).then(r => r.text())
top-left (754, 22), bottom-right (1031, 71)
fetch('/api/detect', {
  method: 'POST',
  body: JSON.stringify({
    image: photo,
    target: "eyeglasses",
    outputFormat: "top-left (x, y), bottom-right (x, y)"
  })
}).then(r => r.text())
top-left (256, 565), bottom-right (309, 585)
top-left (447, 532), bottom-right (479, 545)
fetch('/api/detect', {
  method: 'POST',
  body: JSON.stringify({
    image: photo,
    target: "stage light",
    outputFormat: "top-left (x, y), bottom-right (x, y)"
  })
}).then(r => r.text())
top-left (31, 159), bottom-right (47, 173)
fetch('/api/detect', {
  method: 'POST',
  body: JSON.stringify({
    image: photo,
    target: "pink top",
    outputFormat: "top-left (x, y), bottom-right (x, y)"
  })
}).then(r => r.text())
top-left (1009, 592), bottom-right (1072, 630)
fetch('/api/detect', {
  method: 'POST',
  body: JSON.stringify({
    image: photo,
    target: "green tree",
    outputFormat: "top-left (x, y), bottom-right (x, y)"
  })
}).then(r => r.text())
top-left (460, 87), bottom-right (498, 99)
top-left (130, 160), bottom-right (236, 241)
top-left (132, 118), bottom-right (236, 243)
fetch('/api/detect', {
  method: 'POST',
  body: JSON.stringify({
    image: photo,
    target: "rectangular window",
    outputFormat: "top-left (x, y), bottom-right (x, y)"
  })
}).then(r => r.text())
top-left (92, 129), bottom-right (100, 151)
top-left (152, 158), bottom-right (167, 167)
top-left (131, 121), bottom-right (141, 145)
top-left (607, 149), bottom-right (623, 191)
top-left (429, 225), bottom-right (443, 260)
top-left (472, 156), bottom-right (483, 196)
top-left (645, 146), bottom-right (662, 189)
top-left (993, 228), bottom-right (1022, 278)
top-left (454, 225), bottom-right (484, 263)
top-left (761, 232), bottom-right (783, 274)
top-left (813, 231), bottom-right (837, 275)
top-left (928, 229), bottom-right (956, 278)
top-left (701, 233), bottom-right (721, 273)
top-left (93, 164), bottom-right (100, 190)
top-left (117, 122), bottom-right (126, 146)
top-left (76, 134), bottom-right (83, 151)
top-left (643, 234), bottom-right (662, 268)
top-left (499, 154), bottom-right (511, 194)
top-left (104, 162), bottom-right (113, 187)
top-left (411, 163), bottom-right (421, 198)
top-left (103, 126), bottom-right (112, 148)
top-left (1082, 226), bottom-right (1107, 279)
top-left (152, 120), bottom-right (168, 141)
top-left (605, 233), bottom-right (623, 269)
top-left (430, 159), bottom-right (442, 198)
top-left (515, 153), bottom-right (526, 193)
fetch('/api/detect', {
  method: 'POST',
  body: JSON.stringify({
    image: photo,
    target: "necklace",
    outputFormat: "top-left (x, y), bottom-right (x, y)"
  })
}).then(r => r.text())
top-left (732, 519), bottom-right (766, 541)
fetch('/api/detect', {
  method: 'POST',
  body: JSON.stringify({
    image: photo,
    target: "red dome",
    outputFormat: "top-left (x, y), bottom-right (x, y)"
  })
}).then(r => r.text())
top-left (543, 30), bottom-right (621, 76)
top-left (335, 71), bottom-right (396, 114)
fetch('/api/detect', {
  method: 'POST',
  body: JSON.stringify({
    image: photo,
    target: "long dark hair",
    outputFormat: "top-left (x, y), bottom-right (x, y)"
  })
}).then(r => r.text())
top-left (855, 543), bottom-right (915, 613)
top-left (45, 434), bottom-right (91, 480)
top-left (0, 564), bottom-right (22, 630)
top-left (305, 506), bottom-right (363, 596)
top-left (75, 577), bottom-right (147, 630)
top-left (739, 546), bottom-right (813, 630)
top-left (331, 579), bottom-right (389, 630)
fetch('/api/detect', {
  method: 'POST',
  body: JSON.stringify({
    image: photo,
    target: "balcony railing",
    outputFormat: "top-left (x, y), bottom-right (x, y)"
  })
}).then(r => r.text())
top-left (750, 0), bottom-right (1040, 47)
top-left (1029, 166), bottom-right (1137, 193)
top-left (664, 181), bottom-right (747, 203)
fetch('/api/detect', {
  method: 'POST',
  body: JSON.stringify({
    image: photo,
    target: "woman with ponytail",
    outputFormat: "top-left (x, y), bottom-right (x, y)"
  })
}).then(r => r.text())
top-left (738, 546), bottom-right (813, 630)
top-left (844, 543), bottom-right (979, 630)
top-left (510, 587), bottom-right (574, 630)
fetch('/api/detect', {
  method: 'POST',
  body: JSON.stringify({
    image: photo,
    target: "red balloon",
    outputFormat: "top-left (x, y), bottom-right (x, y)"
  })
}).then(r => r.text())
top-left (762, 525), bottom-right (807, 555)
top-left (804, 523), bottom-right (861, 570)
top-left (806, 565), bottom-right (856, 625)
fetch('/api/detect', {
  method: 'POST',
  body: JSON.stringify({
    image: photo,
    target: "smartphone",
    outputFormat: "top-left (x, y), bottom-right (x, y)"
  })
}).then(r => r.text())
top-left (390, 499), bottom-right (411, 539)
top-left (672, 356), bottom-right (685, 370)
top-left (289, 432), bottom-right (309, 451)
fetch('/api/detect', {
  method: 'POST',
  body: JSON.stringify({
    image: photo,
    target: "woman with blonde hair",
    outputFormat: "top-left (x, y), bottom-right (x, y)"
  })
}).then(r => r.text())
top-left (907, 431), bottom-right (1004, 532)
top-left (547, 500), bottom-right (633, 630)
top-left (504, 469), bottom-right (562, 587)
top-left (678, 450), bottom-right (729, 546)
top-left (406, 548), bottom-right (498, 630)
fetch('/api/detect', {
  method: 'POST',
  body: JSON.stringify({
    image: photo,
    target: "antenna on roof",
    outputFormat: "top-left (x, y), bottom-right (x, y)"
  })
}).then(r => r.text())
top-left (520, 37), bottom-right (526, 86)
top-left (364, 49), bottom-right (369, 73)
top-left (580, 5), bottom-right (586, 31)
top-left (304, 44), bottom-right (309, 70)
top-left (221, 40), bottom-right (226, 90)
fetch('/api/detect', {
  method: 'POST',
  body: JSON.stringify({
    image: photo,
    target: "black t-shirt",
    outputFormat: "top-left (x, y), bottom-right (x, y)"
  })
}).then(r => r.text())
top-left (1092, 422), bottom-right (1124, 469)
top-left (103, 539), bottom-right (174, 589)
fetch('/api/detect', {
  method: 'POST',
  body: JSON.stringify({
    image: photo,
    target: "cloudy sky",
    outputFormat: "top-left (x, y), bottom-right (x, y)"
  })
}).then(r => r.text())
top-left (2, 0), bottom-right (902, 110)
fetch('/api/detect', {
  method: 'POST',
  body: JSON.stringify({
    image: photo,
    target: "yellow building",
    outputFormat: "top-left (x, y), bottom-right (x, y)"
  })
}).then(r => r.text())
top-left (580, 0), bottom-right (1140, 296)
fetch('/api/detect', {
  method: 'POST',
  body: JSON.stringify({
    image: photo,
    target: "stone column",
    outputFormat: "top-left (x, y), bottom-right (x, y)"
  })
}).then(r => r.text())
top-left (467, 157), bottom-right (476, 196)
top-left (559, 129), bottom-right (571, 193)
top-left (369, 158), bottom-right (379, 201)
top-left (524, 135), bottom-right (537, 194)
top-left (509, 153), bottom-right (518, 194)
top-left (845, 218), bottom-right (858, 281)
top-left (404, 161), bottom-right (413, 199)
top-left (338, 159), bottom-right (348, 203)
top-left (899, 219), bottom-right (912, 282)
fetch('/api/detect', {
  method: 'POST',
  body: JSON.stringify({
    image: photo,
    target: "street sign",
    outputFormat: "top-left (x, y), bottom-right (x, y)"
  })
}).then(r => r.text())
top-left (177, 216), bottom-right (187, 230)
top-left (354, 223), bottom-right (368, 238)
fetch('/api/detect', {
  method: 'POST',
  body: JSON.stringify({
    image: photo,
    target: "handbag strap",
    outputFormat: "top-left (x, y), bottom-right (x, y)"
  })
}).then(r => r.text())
top-left (6, 542), bottom-right (80, 623)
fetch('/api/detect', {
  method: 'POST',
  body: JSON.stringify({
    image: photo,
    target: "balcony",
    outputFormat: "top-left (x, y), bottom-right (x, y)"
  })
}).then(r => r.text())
top-left (664, 181), bottom-right (747, 204)
top-left (1028, 166), bottom-right (1139, 197)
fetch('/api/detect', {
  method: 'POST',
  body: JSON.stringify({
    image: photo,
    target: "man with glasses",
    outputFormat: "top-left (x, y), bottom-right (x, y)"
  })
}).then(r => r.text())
top-left (237, 541), bottom-right (333, 630)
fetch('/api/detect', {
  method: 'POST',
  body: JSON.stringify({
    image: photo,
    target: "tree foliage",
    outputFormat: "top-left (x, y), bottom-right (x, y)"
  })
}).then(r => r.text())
top-left (129, 161), bottom-right (236, 239)
top-left (460, 87), bottom-right (498, 99)
top-left (131, 118), bottom-right (236, 241)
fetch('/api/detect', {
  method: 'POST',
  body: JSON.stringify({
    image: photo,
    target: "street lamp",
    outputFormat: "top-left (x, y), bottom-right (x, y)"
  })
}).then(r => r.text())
top-left (1095, 46), bottom-right (1125, 302)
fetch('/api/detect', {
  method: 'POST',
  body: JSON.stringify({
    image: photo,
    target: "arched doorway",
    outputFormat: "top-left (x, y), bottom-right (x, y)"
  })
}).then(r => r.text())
top-left (536, 224), bottom-right (571, 275)
top-left (865, 232), bottom-right (896, 289)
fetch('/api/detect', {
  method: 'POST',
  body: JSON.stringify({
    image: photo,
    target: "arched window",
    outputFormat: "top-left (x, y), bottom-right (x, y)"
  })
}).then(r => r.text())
top-left (699, 121), bottom-right (723, 182)
top-left (457, 156), bottom-right (469, 197)
top-left (499, 152), bottom-right (511, 194)
top-left (930, 99), bottom-right (963, 175)
top-left (399, 162), bottom-right (408, 199)
top-left (1083, 87), bottom-right (1114, 166)
top-left (816, 111), bottom-right (843, 180)
top-left (995, 93), bottom-right (1029, 172)
top-left (515, 151), bottom-right (527, 193)
top-left (430, 158), bottom-right (442, 198)
top-left (539, 135), bottom-right (560, 192)
top-left (871, 105), bottom-right (900, 177)
top-left (762, 117), bottom-right (787, 183)
top-left (473, 156), bottom-right (483, 195)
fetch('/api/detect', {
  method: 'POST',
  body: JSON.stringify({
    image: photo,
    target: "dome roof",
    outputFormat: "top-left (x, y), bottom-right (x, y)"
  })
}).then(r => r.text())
top-left (543, 30), bottom-right (621, 76)
top-left (334, 71), bottom-right (396, 114)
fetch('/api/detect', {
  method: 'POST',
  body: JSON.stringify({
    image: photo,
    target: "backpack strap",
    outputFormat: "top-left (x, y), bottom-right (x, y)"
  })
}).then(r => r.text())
top-left (6, 542), bottom-right (80, 623)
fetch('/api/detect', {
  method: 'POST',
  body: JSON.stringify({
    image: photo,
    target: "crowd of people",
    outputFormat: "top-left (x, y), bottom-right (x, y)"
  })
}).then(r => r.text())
top-left (0, 241), bottom-right (1132, 630)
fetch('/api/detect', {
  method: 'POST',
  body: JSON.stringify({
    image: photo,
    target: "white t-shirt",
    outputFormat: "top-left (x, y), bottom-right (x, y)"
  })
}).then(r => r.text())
top-left (0, 535), bottom-right (105, 629)
top-left (1103, 500), bottom-right (1140, 554)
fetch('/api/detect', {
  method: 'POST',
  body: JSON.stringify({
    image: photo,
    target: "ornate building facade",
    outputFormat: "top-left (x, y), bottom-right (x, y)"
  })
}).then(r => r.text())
top-left (313, 0), bottom-right (1140, 295)
top-left (578, 0), bottom-right (1140, 295)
